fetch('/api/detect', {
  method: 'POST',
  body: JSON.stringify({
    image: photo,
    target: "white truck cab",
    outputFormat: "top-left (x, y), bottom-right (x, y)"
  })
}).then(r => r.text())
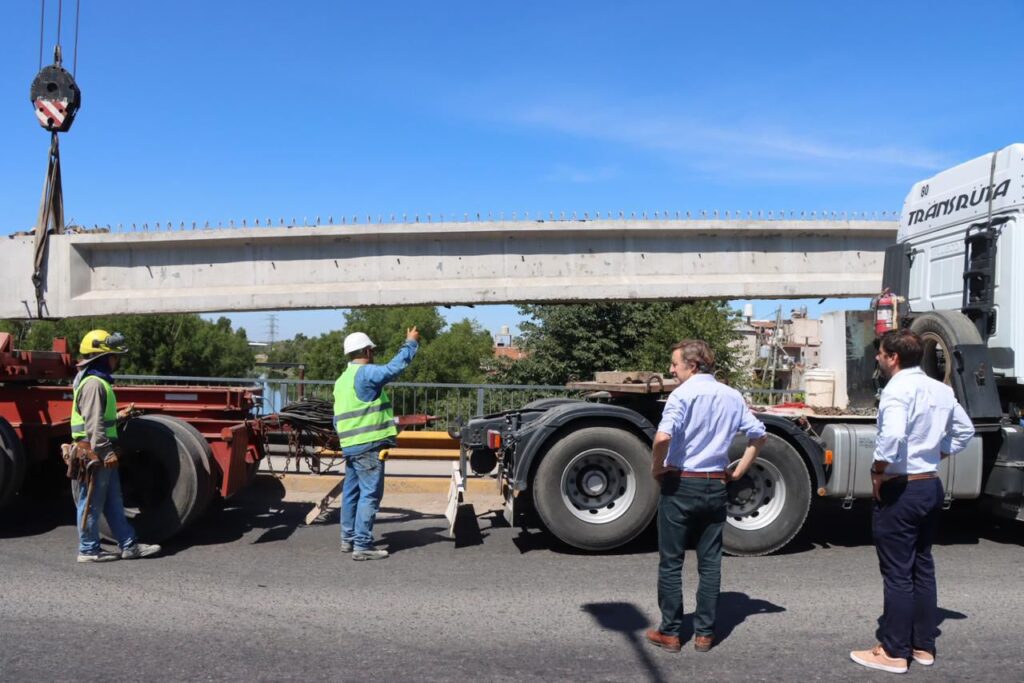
top-left (899, 144), bottom-right (1024, 381)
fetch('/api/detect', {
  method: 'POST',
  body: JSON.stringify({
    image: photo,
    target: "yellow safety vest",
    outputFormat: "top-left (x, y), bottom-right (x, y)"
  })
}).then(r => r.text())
top-left (70, 374), bottom-right (118, 442)
top-left (333, 364), bottom-right (397, 449)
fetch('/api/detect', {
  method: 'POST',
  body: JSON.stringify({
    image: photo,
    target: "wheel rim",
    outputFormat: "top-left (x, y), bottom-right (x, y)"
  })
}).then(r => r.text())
top-left (919, 331), bottom-right (952, 384)
top-left (726, 458), bottom-right (787, 531)
top-left (558, 448), bottom-right (636, 524)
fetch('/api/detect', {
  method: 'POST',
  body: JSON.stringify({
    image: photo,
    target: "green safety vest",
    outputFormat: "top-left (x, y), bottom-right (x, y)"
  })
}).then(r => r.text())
top-left (70, 374), bottom-right (119, 442)
top-left (333, 364), bottom-right (397, 449)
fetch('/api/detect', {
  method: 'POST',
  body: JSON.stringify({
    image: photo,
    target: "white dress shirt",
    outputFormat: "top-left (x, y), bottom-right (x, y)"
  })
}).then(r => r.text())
top-left (874, 367), bottom-right (975, 475)
top-left (657, 374), bottom-right (767, 471)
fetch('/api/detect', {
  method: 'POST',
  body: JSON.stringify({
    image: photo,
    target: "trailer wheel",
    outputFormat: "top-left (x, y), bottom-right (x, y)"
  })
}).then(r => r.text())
top-left (0, 417), bottom-right (27, 507)
top-left (144, 415), bottom-right (215, 526)
top-left (910, 311), bottom-right (983, 385)
top-left (533, 425), bottom-right (657, 551)
top-left (724, 433), bottom-right (811, 556)
top-left (72, 415), bottom-right (211, 542)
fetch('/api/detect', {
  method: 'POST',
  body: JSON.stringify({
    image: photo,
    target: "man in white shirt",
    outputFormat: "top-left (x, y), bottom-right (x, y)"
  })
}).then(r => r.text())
top-left (851, 329), bottom-right (974, 674)
top-left (645, 340), bottom-right (767, 654)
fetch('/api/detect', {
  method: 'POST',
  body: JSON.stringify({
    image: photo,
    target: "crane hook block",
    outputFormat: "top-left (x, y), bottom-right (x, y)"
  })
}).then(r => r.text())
top-left (30, 64), bottom-right (82, 132)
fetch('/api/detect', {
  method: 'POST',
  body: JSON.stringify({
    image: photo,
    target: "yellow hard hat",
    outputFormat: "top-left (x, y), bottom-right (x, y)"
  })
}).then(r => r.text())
top-left (79, 329), bottom-right (128, 356)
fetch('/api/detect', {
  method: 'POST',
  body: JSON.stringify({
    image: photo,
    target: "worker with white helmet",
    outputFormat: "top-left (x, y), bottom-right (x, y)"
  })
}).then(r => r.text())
top-left (71, 329), bottom-right (160, 563)
top-left (333, 325), bottom-right (419, 560)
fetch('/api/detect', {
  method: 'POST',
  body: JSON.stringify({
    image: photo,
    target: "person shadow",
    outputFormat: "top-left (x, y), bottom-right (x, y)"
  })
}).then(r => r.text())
top-left (874, 606), bottom-right (968, 643)
top-left (581, 602), bottom-right (668, 683)
top-left (582, 593), bottom-right (786, 682)
top-left (678, 591), bottom-right (787, 645)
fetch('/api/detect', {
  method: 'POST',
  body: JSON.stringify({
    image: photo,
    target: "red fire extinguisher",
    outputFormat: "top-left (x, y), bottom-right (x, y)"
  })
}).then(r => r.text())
top-left (873, 288), bottom-right (900, 336)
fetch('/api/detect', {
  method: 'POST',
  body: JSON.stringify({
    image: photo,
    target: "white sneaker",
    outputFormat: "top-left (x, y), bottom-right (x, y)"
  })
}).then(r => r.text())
top-left (121, 543), bottom-right (161, 559)
top-left (77, 550), bottom-right (121, 563)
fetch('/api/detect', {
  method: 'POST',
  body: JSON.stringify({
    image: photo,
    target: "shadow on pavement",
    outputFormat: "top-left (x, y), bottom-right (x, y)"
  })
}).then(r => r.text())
top-left (775, 499), bottom-right (1023, 556)
top-left (875, 606), bottom-right (968, 642)
top-left (512, 522), bottom-right (659, 555)
top-left (681, 591), bottom-right (786, 645)
top-left (581, 602), bottom-right (665, 683)
top-left (163, 476), bottom-right (306, 554)
top-left (0, 491), bottom-right (76, 539)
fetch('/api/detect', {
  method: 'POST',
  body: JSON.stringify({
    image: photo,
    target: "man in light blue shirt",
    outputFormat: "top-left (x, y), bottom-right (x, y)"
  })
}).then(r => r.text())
top-left (645, 340), bottom-right (767, 654)
top-left (851, 329), bottom-right (974, 674)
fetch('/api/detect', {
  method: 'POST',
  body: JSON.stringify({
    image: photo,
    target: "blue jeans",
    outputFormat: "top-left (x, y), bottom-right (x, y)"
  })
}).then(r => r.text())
top-left (873, 477), bottom-right (943, 659)
top-left (340, 450), bottom-right (386, 551)
top-left (77, 468), bottom-right (137, 555)
top-left (657, 476), bottom-right (728, 637)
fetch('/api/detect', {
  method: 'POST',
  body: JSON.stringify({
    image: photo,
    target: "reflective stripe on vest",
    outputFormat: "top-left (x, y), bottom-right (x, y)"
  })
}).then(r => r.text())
top-left (333, 364), bottom-right (397, 448)
top-left (71, 375), bottom-right (119, 442)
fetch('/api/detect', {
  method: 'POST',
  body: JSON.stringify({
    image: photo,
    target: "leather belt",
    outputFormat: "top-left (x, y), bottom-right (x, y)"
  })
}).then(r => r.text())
top-left (884, 472), bottom-right (938, 482)
top-left (667, 470), bottom-right (728, 480)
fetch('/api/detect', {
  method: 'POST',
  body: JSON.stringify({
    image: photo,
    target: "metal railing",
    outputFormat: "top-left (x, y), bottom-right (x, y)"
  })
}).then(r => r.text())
top-left (116, 374), bottom-right (808, 425)
top-left (116, 374), bottom-right (577, 430)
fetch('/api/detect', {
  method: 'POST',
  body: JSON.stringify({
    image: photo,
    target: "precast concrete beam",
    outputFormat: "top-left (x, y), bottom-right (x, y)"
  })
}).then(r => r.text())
top-left (2, 219), bottom-right (898, 319)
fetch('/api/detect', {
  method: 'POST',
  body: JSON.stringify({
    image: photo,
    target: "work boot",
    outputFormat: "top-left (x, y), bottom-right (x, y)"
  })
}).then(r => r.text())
top-left (644, 629), bottom-right (681, 653)
top-left (121, 543), bottom-right (161, 560)
top-left (352, 549), bottom-right (389, 561)
top-left (340, 541), bottom-right (354, 553)
top-left (694, 635), bottom-right (715, 652)
top-left (912, 649), bottom-right (935, 666)
top-left (77, 550), bottom-right (120, 563)
top-left (850, 644), bottom-right (908, 674)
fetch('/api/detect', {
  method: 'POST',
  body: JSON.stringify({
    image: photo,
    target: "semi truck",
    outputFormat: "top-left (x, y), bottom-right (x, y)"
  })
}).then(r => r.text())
top-left (453, 144), bottom-right (1024, 555)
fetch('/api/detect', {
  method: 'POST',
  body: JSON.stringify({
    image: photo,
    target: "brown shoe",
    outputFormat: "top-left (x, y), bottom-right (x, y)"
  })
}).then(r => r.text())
top-left (850, 644), bottom-right (908, 674)
top-left (694, 635), bottom-right (715, 652)
top-left (912, 649), bottom-right (935, 666)
top-left (645, 629), bottom-right (681, 653)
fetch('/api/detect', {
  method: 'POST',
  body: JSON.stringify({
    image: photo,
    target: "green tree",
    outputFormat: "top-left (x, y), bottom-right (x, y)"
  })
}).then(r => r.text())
top-left (492, 301), bottom-right (742, 385)
top-left (295, 307), bottom-right (494, 383)
top-left (413, 319), bottom-right (495, 383)
top-left (1, 314), bottom-right (254, 376)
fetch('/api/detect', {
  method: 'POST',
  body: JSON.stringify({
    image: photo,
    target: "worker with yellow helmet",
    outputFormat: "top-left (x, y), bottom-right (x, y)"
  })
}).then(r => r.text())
top-left (71, 329), bottom-right (160, 563)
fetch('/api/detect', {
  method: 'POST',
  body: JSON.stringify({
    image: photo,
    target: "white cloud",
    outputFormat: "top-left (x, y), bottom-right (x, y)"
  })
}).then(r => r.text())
top-left (506, 101), bottom-right (949, 182)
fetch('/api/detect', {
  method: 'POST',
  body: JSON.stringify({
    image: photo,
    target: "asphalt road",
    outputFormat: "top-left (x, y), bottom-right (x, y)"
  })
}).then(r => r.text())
top-left (1, 480), bottom-right (1022, 683)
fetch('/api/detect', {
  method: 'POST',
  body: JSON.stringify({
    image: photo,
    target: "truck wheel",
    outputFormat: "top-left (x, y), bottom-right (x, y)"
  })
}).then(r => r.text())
top-left (144, 415), bottom-right (215, 526)
top-left (533, 425), bottom-right (657, 551)
top-left (71, 415), bottom-right (211, 543)
top-left (724, 433), bottom-right (811, 556)
top-left (0, 417), bottom-right (27, 507)
top-left (910, 311), bottom-right (983, 384)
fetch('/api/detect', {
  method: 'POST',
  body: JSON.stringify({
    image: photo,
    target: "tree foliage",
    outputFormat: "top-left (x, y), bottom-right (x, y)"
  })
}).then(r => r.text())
top-left (491, 301), bottom-right (742, 386)
top-left (0, 315), bottom-right (254, 376)
top-left (273, 306), bottom-right (495, 383)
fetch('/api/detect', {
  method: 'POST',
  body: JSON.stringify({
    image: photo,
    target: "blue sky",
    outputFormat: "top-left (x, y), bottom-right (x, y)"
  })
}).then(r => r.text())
top-left (3, 1), bottom-right (1023, 341)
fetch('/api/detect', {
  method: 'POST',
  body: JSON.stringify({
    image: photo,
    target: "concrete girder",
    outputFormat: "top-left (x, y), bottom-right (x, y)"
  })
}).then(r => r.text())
top-left (2, 219), bottom-right (898, 319)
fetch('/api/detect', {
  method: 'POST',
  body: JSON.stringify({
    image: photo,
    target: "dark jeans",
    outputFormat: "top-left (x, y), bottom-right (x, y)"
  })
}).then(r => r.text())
top-left (873, 477), bottom-right (943, 659)
top-left (657, 477), bottom-right (728, 637)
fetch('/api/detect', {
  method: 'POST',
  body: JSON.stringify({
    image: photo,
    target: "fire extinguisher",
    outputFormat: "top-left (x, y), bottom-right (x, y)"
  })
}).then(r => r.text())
top-left (872, 288), bottom-right (900, 336)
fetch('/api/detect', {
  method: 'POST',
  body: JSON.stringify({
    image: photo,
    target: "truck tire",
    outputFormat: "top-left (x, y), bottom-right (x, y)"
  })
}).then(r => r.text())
top-left (910, 311), bottom-right (983, 384)
top-left (144, 415), bottom-right (215, 526)
top-left (724, 433), bottom-right (811, 556)
top-left (0, 417), bottom-right (27, 507)
top-left (533, 425), bottom-right (657, 551)
top-left (71, 415), bottom-right (211, 542)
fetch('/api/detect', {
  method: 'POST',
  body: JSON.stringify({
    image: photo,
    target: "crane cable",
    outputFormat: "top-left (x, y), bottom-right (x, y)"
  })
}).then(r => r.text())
top-left (30, 0), bottom-right (82, 318)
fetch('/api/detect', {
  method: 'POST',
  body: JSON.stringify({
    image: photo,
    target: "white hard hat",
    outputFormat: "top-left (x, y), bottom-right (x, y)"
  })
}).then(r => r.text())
top-left (343, 332), bottom-right (376, 355)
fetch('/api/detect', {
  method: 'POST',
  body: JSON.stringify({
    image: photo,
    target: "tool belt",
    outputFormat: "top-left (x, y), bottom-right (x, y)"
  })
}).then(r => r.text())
top-left (61, 441), bottom-right (118, 482)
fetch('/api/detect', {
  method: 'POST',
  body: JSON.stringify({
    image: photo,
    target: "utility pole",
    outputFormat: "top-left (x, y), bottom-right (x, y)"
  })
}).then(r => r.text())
top-left (266, 314), bottom-right (278, 350)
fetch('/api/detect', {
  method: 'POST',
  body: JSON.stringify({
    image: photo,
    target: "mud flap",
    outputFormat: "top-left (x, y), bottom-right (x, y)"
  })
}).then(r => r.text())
top-left (445, 461), bottom-right (465, 538)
